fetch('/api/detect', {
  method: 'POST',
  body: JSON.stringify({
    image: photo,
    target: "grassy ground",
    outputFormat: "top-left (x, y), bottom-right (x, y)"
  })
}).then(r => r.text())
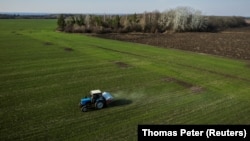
top-left (0, 19), bottom-right (250, 141)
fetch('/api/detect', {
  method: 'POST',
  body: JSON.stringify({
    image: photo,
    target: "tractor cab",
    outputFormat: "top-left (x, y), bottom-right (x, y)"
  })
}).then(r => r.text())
top-left (90, 89), bottom-right (103, 104)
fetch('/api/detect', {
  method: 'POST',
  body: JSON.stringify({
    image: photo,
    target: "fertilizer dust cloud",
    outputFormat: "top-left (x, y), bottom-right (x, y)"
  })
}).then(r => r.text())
top-left (112, 90), bottom-right (144, 101)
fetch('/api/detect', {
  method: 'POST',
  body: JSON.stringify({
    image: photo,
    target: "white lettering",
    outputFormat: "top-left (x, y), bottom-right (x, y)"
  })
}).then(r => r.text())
top-left (141, 129), bottom-right (177, 136)
top-left (180, 129), bottom-right (204, 136)
top-left (207, 129), bottom-right (245, 138)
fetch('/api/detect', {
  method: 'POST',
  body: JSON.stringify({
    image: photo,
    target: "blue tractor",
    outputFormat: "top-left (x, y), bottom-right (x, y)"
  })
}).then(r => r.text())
top-left (79, 90), bottom-right (114, 112)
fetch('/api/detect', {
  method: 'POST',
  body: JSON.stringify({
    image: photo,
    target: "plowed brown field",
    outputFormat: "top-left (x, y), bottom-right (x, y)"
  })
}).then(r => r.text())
top-left (94, 26), bottom-right (250, 60)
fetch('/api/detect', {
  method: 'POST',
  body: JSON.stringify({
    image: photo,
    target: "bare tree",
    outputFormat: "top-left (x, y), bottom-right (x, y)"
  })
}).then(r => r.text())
top-left (85, 15), bottom-right (91, 28)
top-left (158, 9), bottom-right (175, 32)
top-left (190, 10), bottom-right (207, 31)
top-left (173, 7), bottom-right (192, 31)
top-left (158, 7), bottom-right (207, 32)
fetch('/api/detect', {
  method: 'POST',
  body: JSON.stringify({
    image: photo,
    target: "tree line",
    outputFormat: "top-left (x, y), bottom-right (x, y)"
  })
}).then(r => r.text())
top-left (0, 14), bottom-right (57, 19)
top-left (57, 7), bottom-right (247, 33)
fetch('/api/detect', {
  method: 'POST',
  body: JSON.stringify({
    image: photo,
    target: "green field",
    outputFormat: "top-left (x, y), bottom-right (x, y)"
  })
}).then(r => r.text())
top-left (0, 19), bottom-right (250, 141)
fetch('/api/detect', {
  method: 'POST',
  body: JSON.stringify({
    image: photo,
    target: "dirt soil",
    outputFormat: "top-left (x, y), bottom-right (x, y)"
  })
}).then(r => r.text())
top-left (93, 26), bottom-right (250, 60)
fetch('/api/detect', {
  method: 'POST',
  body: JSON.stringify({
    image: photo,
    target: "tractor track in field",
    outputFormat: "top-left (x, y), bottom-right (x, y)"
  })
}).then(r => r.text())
top-left (162, 77), bottom-right (205, 93)
top-left (92, 45), bottom-right (147, 58)
top-left (178, 63), bottom-right (250, 82)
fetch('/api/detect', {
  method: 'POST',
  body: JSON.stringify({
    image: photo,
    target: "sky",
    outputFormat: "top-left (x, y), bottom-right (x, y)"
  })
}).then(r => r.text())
top-left (1, 0), bottom-right (250, 17)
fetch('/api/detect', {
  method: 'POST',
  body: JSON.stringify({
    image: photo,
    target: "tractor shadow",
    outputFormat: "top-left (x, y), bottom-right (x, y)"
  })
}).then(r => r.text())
top-left (108, 99), bottom-right (132, 107)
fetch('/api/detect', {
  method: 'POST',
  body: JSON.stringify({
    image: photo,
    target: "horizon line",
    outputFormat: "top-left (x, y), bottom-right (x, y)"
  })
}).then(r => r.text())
top-left (0, 11), bottom-right (249, 18)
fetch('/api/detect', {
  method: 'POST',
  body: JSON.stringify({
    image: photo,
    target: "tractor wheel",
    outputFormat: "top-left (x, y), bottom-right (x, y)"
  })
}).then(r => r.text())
top-left (95, 101), bottom-right (104, 109)
top-left (81, 106), bottom-right (88, 112)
